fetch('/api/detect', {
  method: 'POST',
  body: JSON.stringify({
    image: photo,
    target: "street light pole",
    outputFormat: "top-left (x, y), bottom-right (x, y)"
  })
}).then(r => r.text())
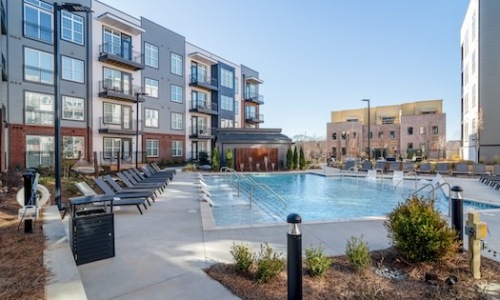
top-left (362, 99), bottom-right (371, 160)
top-left (53, 2), bottom-right (92, 210)
top-left (135, 92), bottom-right (147, 169)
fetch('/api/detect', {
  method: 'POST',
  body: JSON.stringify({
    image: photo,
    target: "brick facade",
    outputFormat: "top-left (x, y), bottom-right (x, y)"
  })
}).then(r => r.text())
top-left (142, 133), bottom-right (185, 162)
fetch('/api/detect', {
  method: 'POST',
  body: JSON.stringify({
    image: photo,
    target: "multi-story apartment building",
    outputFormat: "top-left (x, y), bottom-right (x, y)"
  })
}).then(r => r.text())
top-left (0, 0), bottom-right (268, 171)
top-left (326, 100), bottom-right (446, 161)
top-left (461, 0), bottom-right (500, 162)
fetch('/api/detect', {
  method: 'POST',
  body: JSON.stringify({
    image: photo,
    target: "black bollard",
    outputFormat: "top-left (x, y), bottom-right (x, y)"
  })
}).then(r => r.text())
top-left (22, 169), bottom-right (35, 233)
top-left (287, 213), bottom-right (302, 300)
top-left (450, 186), bottom-right (464, 251)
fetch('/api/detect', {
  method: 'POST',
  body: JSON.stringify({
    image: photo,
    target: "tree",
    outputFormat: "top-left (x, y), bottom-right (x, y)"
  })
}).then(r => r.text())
top-left (211, 147), bottom-right (220, 171)
top-left (293, 146), bottom-right (298, 169)
top-left (286, 148), bottom-right (293, 170)
top-left (225, 148), bottom-right (233, 169)
top-left (299, 147), bottom-right (306, 170)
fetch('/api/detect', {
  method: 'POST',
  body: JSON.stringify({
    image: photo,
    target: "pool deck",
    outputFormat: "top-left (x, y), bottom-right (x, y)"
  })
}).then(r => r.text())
top-left (44, 167), bottom-right (500, 300)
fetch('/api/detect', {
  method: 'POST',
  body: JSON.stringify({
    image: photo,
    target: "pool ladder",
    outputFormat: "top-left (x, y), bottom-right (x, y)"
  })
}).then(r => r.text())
top-left (220, 167), bottom-right (287, 210)
top-left (412, 181), bottom-right (452, 216)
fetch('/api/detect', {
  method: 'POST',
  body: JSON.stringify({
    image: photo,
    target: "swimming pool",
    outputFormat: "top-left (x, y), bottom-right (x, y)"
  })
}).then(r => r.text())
top-left (204, 173), bottom-right (500, 227)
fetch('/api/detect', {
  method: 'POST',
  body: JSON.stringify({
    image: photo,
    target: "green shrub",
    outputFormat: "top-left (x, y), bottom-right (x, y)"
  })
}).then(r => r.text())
top-left (345, 235), bottom-right (371, 271)
top-left (286, 148), bottom-right (293, 170)
top-left (384, 196), bottom-right (459, 262)
top-left (230, 243), bottom-right (254, 274)
top-left (305, 244), bottom-right (332, 277)
top-left (256, 243), bottom-right (285, 283)
top-left (211, 148), bottom-right (220, 171)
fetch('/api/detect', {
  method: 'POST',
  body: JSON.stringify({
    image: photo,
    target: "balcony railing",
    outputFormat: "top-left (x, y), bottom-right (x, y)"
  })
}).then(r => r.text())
top-left (189, 74), bottom-right (218, 91)
top-left (189, 100), bottom-right (218, 115)
top-left (99, 42), bottom-right (144, 71)
top-left (245, 113), bottom-right (264, 123)
top-left (244, 93), bottom-right (264, 105)
top-left (2, 54), bottom-right (7, 81)
top-left (98, 117), bottom-right (141, 135)
top-left (189, 126), bottom-right (214, 139)
top-left (98, 80), bottom-right (142, 102)
top-left (1, 2), bottom-right (6, 34)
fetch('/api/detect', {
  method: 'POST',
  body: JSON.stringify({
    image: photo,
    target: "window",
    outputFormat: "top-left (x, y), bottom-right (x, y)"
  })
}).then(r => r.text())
top-left (369, 131), bottom-right (373, 139)
top-left (103, 138), bottom-right (122, 159)
top-left (26, 135), bottom-right (54, 168)
top-left (24, 0), bottom-right (53, 43)
top-left (103, 67), bottom-right (131, 94)
top-left (221, 118), bottom-right (233, 128)
top-left (346, 118), bottom-right (358, 122)
top-left (472, 118), bottom-right (476, 132)
top-left (407, 143), bottom-right (413, 149)
top-left (381, 116), bottom-right (395, 124)
top-left (172, 140), bottom-right (183, 157)
top-left (25, 48), bottom-right (53, 84)
top-left (145, 43), bottom-right (158, 68)
top-left (221, 95), bottom-right (234, 111)
top-left (191, 62), bottom-right (208, 83)
top-left (61, 10), bottom-right (83, 44)
top-left (25, 91), bottom-right (53, 125)
top-left (245, 106), bottom-right (256, 119)
top-left (472, 84), bottom-right (477, 107)
top-left (464, 123), bottom-right (469, 137)
top-left (341, 132), bottom-right (347, 140)
top-left (432, 126), bottom-right (439, 135)
top-left (63, 136), bottom-right (84, 158)
top-left (171, 53), bottom-right (183, 75)
top-left (146, 139), bottom-right (159, 157)
top-left (235, 100), bottom-right (239, 115)
top-left (419, 126), bottom-right (426, 135)
top-left (191, 90), bottom-right (207, 108)
top-left (62, 56), bottom-right (84, 83)
top-left (235, 77), bottom-right (239, 94)
top-left (171, 85), bottom-right (183, 103)
top-left (464, 94), bottom-right (469, 113)
top-left (407, 127), bottom-right (413, 135)
top-left (62, 96), bottom-right (84, 121)
top-left (103, 102), bottom-right (131, 127)
top-left (221, 68), bottom-right (233, 88)
top-left (389, 131), bottom-right (395, 139)
top-left (353, 132), bottom-right (357, 138)
top-left (103, 27), bottom-right (131, 60)
top-left (145, 108), bottom-right (159, 128)
top-left (171, 112), bottom-right (183, 130)
top-left (145, 78), bottom-right (159, 98)
top-left (332, 133), bottom-right (337, 140)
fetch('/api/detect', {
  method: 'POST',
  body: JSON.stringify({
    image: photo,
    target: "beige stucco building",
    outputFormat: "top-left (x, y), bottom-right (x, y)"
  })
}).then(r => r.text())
top-left (326, 100), bottom-right (446, 161)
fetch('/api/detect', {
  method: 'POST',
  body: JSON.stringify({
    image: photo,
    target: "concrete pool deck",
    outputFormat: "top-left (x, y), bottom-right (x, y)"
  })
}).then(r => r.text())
top-left (45, 167), bottom-right (500, 299)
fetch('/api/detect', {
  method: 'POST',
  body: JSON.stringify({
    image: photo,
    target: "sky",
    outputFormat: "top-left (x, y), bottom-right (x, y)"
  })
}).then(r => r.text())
top-left (101, 0), bottom-right (470, 141)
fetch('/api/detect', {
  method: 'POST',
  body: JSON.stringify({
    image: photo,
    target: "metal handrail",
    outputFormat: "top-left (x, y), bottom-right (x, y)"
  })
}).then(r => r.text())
top-left (435, 182), bottom-right (452, 217)
top-left (413, 183), bottom-right (436, 199)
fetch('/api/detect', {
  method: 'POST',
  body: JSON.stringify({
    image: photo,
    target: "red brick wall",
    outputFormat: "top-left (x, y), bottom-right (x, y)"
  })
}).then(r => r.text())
top-left (142, 133), bottom-right (185, 162)
top-left (9, 124), bottom-right (89, 169)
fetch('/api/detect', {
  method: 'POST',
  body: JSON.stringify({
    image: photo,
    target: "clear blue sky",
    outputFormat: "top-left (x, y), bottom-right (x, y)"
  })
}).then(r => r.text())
top-left (101, 0), bottom-right (469, 141)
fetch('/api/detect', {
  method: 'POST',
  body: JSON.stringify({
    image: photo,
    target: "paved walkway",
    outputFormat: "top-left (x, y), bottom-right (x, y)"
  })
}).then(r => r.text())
top-left (45, 167), bottom-right (500, 299)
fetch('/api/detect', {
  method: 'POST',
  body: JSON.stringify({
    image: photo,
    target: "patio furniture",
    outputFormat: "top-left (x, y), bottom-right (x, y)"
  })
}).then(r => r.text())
top-left (435, 163), bottom-right (451, 176)
top-left (472, 163), bottom-right (490, 178)
top-left (416, 162), bottom-right (432, 175)
top-left (453, 163), bottom-right (470, 177)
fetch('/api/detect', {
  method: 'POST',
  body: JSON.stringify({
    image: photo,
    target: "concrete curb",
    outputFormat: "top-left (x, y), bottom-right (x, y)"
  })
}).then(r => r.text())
top-left (43, 205), bottom-right (87, 300)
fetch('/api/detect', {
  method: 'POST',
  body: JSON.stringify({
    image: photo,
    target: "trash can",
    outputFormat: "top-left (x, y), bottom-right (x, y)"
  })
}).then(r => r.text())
top-left (69, 196), bottom-right (115, 265)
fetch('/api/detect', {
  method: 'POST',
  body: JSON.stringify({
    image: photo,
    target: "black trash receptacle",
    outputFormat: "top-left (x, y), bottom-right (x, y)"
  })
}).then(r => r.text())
top-left (69, 196), bottom-right (115, 265)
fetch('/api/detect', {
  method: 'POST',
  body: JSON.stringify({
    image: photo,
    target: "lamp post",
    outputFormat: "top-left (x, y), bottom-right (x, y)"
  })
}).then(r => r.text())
top-left (54, 2), bottom-right (92, 210)
top-left (135, 92), bottom-right (148, 168)
top-left (362, 99), bottom-right (371, 160)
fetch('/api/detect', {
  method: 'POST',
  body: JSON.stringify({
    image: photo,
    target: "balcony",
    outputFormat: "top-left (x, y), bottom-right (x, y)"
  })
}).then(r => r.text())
top-left (98, 80), bottom-right (142, 102)
top-left (99, 43), bottom-right (144, 71)
top-left (98, 117), bottom-right (141, 135)
top-left (97, 12), bottom-right (145, 36)
top-left (244, 93), bottom-right (264, 105)
top-left (189, 100), bottom-right (218, 115)
top-left (189, 126), bottom-right (214, 140)
top-left (189, 74), bottom-right (218, 91)
top-left (245, 113), bottom-right (264, 124)
top-left (245, 76), bottom-right (264, 84)
top-left (1, 2), bottom-right (6, 35)
top-left (2, 54), bottom-right (7, 81)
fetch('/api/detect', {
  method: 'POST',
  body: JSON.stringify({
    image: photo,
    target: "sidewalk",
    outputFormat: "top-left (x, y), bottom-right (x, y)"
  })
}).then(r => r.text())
top-left (44, 169), bottom-right (500, 299)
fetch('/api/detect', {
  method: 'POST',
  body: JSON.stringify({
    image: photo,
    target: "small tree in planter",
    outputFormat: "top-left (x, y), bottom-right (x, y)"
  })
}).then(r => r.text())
top-left (226, 148), bottom-right (233, 169)
top-left (299, 146), bottom-right (306, 170)
top-left (293, 146), bottom-right (298, 169)
top-left (286, 148), bottom-right (293, 170)
top-left (211, 148), bottom-right (220, 171)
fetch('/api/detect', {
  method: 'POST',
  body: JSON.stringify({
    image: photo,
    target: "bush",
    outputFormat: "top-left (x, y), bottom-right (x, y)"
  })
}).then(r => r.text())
top-left (384, 196), bottom-right (459, 262)
top-left (230, 243), bottom-right (254, 274)
top-left (286, 148), bottom-right (293, 170)
top-left (345, 235), bottom-right (371, 271)
top-left (256, 243), bottom-right (285, 283)
top-left (305, 244), bottom-right (332, 277)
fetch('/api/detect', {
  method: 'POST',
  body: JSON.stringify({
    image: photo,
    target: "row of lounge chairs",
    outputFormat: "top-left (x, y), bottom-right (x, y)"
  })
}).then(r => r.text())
top-left (479, 175), bottom-right (500, 190)
top-left (70, 164), bottom-right (175, 215)
top-left (342, 161), bottom-right (498, 177)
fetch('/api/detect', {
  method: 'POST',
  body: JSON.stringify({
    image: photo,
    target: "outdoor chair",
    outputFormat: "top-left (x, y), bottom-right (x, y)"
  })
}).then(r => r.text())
top-left (93, 177), bottom-right (154, 205)
top-left (387, 161), bottom-right (402, 173)
top-left (73, 181), bottom-right (148, 214)
top-left (472, 163), bottom-right (490, 178)
top-left (359, 160), bottom-right (372, 172)
top-left (453, 163), bottom-right (470, 177)
top-left (435, 163), bottom-right (451, 176)
top-left (402, 162), bottom-right (415, 173)
top-left (124, 170), bottom-right (168, 189)
top-left (117, 171), bottom-right (166, 192)
top-left (416, 162), bottom-right (432, 175)
top-left (341, 160), bottom-right (357, 172)
top-left (493, 164), bottom-right (500, 176)
top-left (374, 161), bottom-right (386, 172)
top-left (103, 174), bottom-right (160, 199)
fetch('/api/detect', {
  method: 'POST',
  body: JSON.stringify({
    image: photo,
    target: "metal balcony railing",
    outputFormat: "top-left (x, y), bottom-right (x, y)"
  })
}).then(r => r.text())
top-left (244, 93), bottom-right (264, 104)
top-left (98, 117), bottom-right (141, 134)
top-left (246, 113), bottom-right (264, 123)
top-left (189, 74), bottom-right (218, 89)
top-left (189, 126), bottom-right (213, 137)
top-left (190, 100), bottom-right (218, 112)
top-left (98, 80), bottom-right (143, 102)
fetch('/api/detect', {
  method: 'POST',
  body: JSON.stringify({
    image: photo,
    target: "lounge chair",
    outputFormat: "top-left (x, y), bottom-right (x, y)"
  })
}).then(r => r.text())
top-left (359, 161), bottom-right (372, 172)
top-left (374, 161), bottom-right (386, 172)
top-left (402, 162), bottom-right (415, 173)
top-left (472, 163), bottom-right (490, 178)
top-left (93, 177), bottom-right (154, 205)
top-left (102, 174), bottom-right (160, 199)
top-left (435, 163), bottom-right (451, 176)
top-left (73, 181), bottom-right (148, 214)
top-left (493, 164), bottom-right (500, 176)
top-left (117, 171), bottom-right (166, 192)
top-left (141, 165), bottom-right (175, 181)
top-left (123, 170), bottom-right (168, 189)
top-left (341, 160), bottom-right (357, 172)
top-left (417, 162), bottom-right (432, 175)
top-left (387, 161), bottom-right (402, 173)
top-left (453, 163), bottom-right (470, 177)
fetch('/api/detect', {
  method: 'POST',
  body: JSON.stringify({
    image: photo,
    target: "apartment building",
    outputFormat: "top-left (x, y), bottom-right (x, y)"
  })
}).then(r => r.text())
top-left (326, 100), bottom-right (446, 161)
top-left (461, 0), bottom-right (500, 162)
top-left (0, 0), bottom-right (267, 171)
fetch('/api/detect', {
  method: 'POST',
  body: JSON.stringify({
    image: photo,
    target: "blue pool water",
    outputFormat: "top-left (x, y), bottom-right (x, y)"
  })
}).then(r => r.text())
top-left (204, 173), bottom-right (500, 227)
